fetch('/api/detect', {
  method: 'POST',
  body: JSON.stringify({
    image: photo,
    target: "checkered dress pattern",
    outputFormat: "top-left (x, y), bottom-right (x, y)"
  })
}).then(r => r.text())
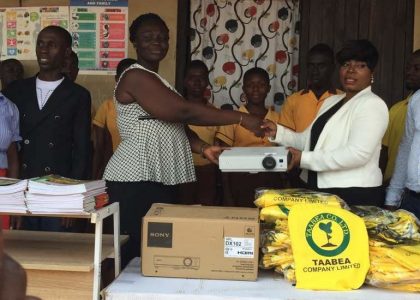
top-left (103, 64), bottom-right (196, 185)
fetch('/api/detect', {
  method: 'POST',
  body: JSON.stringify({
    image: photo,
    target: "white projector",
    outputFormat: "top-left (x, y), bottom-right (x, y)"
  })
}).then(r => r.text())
top-left (219, 147), bottom-right (289, 173)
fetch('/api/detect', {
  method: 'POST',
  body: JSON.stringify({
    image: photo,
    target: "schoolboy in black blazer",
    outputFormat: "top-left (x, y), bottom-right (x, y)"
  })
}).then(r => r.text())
top-left (3, 26), bottom-right (91, 231)
top-left (4, 25), bottom-right (91, 181)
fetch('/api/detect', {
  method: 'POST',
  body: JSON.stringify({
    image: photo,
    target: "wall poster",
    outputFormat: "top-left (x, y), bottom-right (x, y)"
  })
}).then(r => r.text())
top-left (0, 0), bottom-right (128, 73)
top-left (69, 0), bottom-right (129, 74)
top-left (0, 6), bottom-right (69, 60)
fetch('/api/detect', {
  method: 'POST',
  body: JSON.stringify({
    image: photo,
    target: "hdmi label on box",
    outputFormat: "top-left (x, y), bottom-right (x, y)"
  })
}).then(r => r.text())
top-left (224, 237), bottom-right (254, 258)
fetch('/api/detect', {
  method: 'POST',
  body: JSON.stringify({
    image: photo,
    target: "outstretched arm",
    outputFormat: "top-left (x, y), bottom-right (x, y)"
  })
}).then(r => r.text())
top-left (262, 119), bottom-right (308, 150)
top-left (185, 126), bottom-right (225, 164)
top-left (116, 69), bottom-right (264, 136)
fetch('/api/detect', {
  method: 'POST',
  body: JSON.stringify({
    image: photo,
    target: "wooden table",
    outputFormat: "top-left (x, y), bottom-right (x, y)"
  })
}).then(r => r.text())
top-left (2, 203), bottom-right (121, 300)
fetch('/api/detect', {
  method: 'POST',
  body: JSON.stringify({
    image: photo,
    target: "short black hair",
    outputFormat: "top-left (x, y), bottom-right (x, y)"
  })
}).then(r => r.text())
top-left (185, 60), bottom-right (209, 74)
top-left (336, 39), bottom-right (379, 70)
top-left (40, 25), bottom-right (72, 48)
top-left (243, 67), bottom-right (269, 84)
top-left (129, 13), bottom-right (169, 44)
top-left (0, 58), bottom-right (24, 71)
top-left (116, 58), bottom-right (137, 79)
top-left (308, 43), bottom-right (334, 62)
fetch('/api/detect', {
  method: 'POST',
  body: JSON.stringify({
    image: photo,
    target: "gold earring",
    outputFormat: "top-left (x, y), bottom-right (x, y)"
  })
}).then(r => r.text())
top-left (240, 93), bottom-right (248, 105)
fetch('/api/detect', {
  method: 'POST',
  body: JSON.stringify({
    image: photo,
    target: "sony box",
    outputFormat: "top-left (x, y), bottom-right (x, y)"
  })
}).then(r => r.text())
top-left (141, 203), bottom-right (259, 281)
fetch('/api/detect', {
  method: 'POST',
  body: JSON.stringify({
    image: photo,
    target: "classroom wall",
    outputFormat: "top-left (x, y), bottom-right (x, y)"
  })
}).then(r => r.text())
top-left (0, 0), bottom-right (178, 111)
top-left (1, 0), bottom-right (419, 108)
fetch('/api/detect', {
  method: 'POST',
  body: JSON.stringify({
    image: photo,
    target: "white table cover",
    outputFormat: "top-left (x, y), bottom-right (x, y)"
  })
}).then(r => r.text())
top-left (103, 258), bottom-right (419, 300)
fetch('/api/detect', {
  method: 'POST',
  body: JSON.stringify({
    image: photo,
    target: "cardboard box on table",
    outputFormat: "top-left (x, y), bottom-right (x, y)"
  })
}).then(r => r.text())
top-left (142, 204), bottom-right (259, 281)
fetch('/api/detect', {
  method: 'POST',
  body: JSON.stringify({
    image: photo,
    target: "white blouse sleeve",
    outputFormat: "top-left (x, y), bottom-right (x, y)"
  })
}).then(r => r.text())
top-left (269, 124), bottom-right (309, 150)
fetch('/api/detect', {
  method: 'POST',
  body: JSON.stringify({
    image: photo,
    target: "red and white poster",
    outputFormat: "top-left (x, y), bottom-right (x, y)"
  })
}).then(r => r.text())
top-left (69, 0), bottom-right (128, 74)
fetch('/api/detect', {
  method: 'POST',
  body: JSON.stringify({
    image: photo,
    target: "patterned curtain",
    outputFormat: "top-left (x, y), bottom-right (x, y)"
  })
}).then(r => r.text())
top-left (190, 0), bottom-right (300, 110)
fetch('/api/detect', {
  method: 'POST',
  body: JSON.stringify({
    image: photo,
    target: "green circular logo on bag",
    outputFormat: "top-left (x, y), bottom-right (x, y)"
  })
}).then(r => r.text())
top-left (305, 213), bottom-right (350, 257)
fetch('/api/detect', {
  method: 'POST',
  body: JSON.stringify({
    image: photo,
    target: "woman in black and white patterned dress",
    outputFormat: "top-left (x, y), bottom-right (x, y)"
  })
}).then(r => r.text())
top-left (103, 13), bottom-right (265, 265)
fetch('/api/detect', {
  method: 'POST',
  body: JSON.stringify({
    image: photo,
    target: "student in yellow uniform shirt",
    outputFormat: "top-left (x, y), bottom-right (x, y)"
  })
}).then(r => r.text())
top-left (92, 58), bottom-right (137, 179)
top-left (382, 50), bottom-right (420, 184)
top-left (178, 60), bottom-right (220, 205)
top-left (216, 67), bottom-right (288, 207)
top-left (278, 44), bottom-right (340, 132)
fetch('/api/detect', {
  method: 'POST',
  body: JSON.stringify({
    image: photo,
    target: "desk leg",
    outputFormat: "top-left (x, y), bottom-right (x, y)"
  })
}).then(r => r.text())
top-left (113, 208), bottom-right (121, 276)
top-left (93, 218), bottom-right (103, 300)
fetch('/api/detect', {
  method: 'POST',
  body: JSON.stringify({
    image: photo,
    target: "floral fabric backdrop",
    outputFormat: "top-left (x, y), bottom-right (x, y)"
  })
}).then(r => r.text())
top-left (190, 0), bottom-right (300, 109)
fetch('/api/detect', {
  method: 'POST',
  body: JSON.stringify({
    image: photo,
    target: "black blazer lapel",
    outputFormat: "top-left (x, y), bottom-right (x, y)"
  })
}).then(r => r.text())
top-left (27, 77), bottom-right (73, 131)
top-left (19, 77), bottom-right (41, 136)
top-left (23, 77), bottom-right (39, 113)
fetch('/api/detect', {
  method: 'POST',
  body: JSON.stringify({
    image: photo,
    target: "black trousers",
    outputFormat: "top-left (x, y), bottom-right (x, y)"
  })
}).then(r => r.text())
top-left (106, 181), bottom-right (178, 268)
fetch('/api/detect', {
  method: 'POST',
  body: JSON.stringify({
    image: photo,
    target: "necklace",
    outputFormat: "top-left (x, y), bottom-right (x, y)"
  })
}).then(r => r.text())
top-left (37, 87), bottom-right (54, 109)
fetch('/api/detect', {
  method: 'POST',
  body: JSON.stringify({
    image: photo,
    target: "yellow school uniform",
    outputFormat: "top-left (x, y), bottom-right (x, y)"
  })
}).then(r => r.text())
top-left (189, 124), bottom-right (218, 166)
top-left (92, 99), bottom-right (120, 152)
top-left (278, 89), bottom-right (341, 132)
top-left (216, 106), bottom-right (279, 146)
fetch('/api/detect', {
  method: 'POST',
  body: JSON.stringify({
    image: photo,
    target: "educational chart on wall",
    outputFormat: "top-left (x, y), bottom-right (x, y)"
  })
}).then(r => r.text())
top-left (69, 0), bottom-right (128, 74)
top-left (0, 7), bottom-right (69, 60)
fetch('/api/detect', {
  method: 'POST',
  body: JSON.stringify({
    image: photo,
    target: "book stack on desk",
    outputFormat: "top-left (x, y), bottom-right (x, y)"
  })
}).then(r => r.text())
top-left (0, 178), bottom-right (28, 213)
top-left (26, 175), bottom-right (108, 214)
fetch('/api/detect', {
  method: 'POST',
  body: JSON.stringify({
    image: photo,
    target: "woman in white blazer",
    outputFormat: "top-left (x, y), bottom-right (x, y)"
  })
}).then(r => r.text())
top-left (263, 40), bottom-right (388, 206)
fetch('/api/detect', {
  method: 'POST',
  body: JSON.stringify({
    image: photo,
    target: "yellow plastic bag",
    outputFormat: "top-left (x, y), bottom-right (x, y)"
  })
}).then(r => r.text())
top-left (367, 243), bottom-right (420, 290)
top-left (259, 205), bottom-right (291, 222)
top-left (254, 188), bottom-right (349, 209)
top-left (288, 204), bottom-right (370, 290)
top-left (373, 282), bottom-right (420, 292)
top-left (352, 206), bottom-right (420, 243)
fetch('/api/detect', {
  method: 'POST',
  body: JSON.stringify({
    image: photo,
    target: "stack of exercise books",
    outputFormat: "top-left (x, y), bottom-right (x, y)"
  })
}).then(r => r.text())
top-left (0, 177), bottom-right (28, 213)
top-left (26, 175), bottom-right (108, 214)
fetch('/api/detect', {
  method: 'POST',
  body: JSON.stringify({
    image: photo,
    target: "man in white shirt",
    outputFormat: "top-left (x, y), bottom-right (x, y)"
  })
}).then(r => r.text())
top-left (386, 90), bottom-right (420, 218)
top-left (4, 26), bottom-right (91, 181)
top-left (3, 26), bottom-right (91, 231)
